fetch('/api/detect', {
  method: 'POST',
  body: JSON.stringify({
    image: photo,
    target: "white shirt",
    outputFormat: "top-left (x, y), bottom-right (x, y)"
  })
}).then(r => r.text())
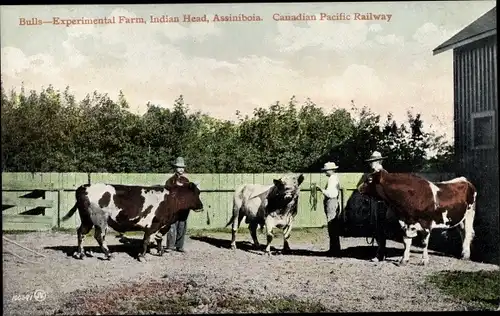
top-left (323, 174), bottom-right (340, 199)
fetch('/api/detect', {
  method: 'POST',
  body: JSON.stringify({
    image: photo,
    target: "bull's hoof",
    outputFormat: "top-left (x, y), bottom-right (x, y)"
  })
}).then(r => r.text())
top-left (138, 255), bottom-right (147, 262)
top-left (420, 258), bottom-right (429, 266)
top-left (230, 244), bottom-right (237, 250)
top-left (73, 252), bottom-right (84, 260)
top-left (84, 250), bottom-right (94, 257)
top-left (461, 252), bottom-right (471, 260)
top-left (370, 257), bottom-right (380, 263)
top-left (397, 259), bottom-right (409, 266)
top-left (253, 243), bottom-right (260, 250)
top-left (264, 250), bottom-right (272, 256)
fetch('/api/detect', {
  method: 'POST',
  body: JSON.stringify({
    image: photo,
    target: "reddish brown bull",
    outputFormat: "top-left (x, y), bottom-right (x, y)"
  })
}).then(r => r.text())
top-left (62, 181), bottom-right (204, 261)
top-left (358, 170), bottom-right (477, 266)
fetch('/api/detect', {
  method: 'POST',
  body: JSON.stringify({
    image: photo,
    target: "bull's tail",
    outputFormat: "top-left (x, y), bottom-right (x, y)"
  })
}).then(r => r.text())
top-left (61, 185), bottom-right (87, 222)
top-left (225, 214), bottom-right (236, 228)
top-left (62, 203), bottom-right (78, 222)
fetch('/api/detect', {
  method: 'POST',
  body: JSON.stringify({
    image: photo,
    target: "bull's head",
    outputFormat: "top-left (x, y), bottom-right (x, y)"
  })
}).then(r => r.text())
top-left (273, 173), bottom-right (305, 202)
top-left (180, 182), bottom-right (204, 212)
top-left (357, 170), bottom-right (383, 198)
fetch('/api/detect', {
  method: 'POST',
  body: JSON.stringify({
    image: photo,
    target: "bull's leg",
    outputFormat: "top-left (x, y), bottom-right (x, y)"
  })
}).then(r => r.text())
top-left (230, 212), bottom-right (245, 250)
top-left (248, 221), bottom-right (260, 249)
top-left (264, 217), bottom-right (275, 255)
top-left (74, 224), bottom-right (93, 259)
top-left (420, 229), bottom-right (431, 266)
top-left (282, 222), bottom-right (293, 254)
top-left (155, 225), bottom-right (171, 257)
top-left (94, 226), bottom-right (112, 260)
top-left (461, 207), bottom-right (475, 260)
top-left (399, 236), bottom-right (412, 266)
top-left (138, 233), bottom-right (150, 262)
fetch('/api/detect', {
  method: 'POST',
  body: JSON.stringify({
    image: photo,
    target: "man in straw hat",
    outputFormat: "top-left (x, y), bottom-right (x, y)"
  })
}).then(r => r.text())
top-left (365, 150), bottom-right (387, 172)
top-left (364, 150), bottom-right (389, 262)
top-left (316, 161), bottom-right (342, 256)
top-left (165, 156), bottom-right (191, 253)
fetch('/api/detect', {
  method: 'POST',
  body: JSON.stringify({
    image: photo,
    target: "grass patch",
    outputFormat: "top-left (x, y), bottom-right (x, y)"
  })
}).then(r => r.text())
top-left (217, 296), bottom-right (330, 313)
top-left (56, 279), bottom-right (331, 315)
top-left (428, 270), bottom-right (500, 311)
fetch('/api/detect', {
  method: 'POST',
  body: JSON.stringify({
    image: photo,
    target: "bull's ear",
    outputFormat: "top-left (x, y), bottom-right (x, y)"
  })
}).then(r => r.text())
top-left (297, 174), bottom-right (305, 186)
top-left (273, 179), bottom-right (281, 187)
top-left (194, 181), bottom-right (201, 190)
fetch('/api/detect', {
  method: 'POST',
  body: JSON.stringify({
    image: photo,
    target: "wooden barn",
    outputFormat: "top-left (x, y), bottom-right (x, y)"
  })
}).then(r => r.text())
top-left (433, 6), bottom-right (498, 264)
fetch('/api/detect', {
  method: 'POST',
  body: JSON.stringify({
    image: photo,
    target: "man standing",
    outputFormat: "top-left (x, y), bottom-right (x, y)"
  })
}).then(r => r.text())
top-left (165, 156), bottom-right (190, 253)
top-left (364, 151), bottom-right (389, 262)
top-left (317, 161), bottom-right (342, 256)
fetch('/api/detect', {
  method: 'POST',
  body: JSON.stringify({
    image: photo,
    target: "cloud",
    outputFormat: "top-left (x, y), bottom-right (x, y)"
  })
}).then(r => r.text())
top-left (412, 22), bottom-right (458, 50)
top-left (274, 20), bottom-right (373, 52)
top-left (374, 33), bottom-right (404, 46)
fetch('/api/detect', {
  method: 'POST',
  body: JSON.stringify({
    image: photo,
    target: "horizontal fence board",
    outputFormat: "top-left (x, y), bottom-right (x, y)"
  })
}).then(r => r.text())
top-left (2, 196), bottom-right (54, 208)
top-left (3, 214), bottom-right (53, 224)
top-left (3, 221), bottom-right (53, 231)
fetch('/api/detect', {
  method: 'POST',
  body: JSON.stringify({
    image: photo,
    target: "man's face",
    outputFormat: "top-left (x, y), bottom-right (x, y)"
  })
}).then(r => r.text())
top-left (370, 161), bottom-right (382, 171)
top-left (325, 169), bottom-right (335, 176)
top-left (175, 167), bottom-right (185, 175)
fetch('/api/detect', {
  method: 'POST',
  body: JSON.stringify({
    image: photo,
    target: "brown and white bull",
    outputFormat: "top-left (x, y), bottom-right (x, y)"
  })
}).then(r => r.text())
top-left (358, 170), bottom-right (477, 266)
top-left (225, 174), bottom-right (305, 255)
top-left (61, 181), bottom-right (204, 261)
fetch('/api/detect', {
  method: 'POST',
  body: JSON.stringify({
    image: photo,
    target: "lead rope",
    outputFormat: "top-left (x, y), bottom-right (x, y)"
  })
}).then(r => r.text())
top-left (309, 183), bottom-right (318, 211)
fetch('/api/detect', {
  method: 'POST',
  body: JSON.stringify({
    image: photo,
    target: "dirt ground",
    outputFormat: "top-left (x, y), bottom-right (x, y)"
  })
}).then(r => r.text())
top-left (3, 229), bottom-right (499, 315)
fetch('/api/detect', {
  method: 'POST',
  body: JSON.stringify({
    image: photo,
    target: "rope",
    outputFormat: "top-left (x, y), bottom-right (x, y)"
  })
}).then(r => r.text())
top-left (3, 251), bottom-right (41, 264)
top-left (3, 236), bottom-right (47, 257)
top-left (309, 183), bottom-right (318, 211)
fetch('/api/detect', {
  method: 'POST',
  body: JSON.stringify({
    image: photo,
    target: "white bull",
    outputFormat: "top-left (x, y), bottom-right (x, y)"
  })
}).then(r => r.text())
top-left (225, 174), bottom-right (304, 254)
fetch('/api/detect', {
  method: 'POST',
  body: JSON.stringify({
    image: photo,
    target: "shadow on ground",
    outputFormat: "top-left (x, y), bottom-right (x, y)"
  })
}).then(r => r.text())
top-left (44, 236), bottom-right (160, 260)
top-left (189, 235), bottom-right (455, 261)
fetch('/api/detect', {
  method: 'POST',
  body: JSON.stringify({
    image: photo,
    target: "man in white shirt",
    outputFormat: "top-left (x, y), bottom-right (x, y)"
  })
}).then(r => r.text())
top-left (317, 161), bottom-right (342, 256)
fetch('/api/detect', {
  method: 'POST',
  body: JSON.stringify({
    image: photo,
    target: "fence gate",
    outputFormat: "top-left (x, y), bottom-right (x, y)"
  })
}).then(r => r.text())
top-left (2, 181), bottom-right (56, 231)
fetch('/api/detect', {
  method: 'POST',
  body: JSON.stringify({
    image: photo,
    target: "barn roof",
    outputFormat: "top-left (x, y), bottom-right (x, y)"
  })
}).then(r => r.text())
top-left (433, 6), bottom-right (497, 55)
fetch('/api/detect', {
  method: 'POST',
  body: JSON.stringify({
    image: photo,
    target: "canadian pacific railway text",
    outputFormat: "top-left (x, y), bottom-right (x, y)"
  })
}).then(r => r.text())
top-left (272, 12), bottom-right (393, 22)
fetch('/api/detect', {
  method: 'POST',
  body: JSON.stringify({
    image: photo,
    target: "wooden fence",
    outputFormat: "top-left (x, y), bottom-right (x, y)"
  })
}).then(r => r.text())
top-left (2, 172), bottom-right (455, 231)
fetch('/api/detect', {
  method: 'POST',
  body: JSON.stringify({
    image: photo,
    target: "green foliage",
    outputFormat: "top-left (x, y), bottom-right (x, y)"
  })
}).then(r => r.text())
top-left (428, 270), bottom-right (500, 310)
top-left (1, 83), bottom-right (454, 173)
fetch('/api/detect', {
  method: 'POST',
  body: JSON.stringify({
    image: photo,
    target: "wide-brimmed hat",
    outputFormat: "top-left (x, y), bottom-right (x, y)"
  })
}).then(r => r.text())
top-left (365, 151), bottom-right (387, 162)
top-left (321, 161), bottom-right (339, 171)
top-left (172, 157), bottom-right (186, 168)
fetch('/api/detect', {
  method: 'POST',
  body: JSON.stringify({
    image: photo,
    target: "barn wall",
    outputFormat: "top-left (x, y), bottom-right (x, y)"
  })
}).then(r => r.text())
top-left (453, 35), bottom-right (499, 264)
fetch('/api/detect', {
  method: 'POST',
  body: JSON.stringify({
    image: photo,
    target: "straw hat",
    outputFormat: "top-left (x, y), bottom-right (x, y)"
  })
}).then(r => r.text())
top-left (365, 151), bottom-right (387, 162)
top-left (321, 161), bottom-right (339, 171)
top-left (172, 157), bottom-right (186, 168)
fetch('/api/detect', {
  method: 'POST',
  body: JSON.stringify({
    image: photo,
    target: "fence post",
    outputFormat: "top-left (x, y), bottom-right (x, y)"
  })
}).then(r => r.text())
top-left (57, 189), bottom-right (62, 228)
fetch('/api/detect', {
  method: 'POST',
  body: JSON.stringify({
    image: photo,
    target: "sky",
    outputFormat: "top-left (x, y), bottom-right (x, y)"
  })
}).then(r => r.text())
top-left (0, 1), bottom-right (496, 141)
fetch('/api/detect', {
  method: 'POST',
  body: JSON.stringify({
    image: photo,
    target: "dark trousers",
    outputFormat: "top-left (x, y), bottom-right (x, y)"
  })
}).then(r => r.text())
top-left (324, 198), bottom-right (341, 254)
top-left (166, 220), bottom-right (187, 250)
